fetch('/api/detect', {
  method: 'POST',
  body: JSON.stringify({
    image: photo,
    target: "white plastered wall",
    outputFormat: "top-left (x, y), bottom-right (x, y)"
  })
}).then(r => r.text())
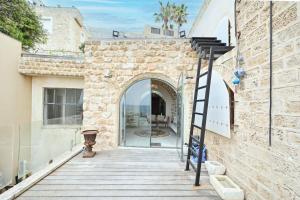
top-left (30, 76), bottom-right (84, 173)
top-left (189, 0), bottom-right (236, 46)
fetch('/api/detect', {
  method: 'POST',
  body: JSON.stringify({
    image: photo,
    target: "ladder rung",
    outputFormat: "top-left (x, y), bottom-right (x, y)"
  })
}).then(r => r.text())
top-left (187, 159), bottom-right (197, 172)
top-left (198, 71), bottom-right (208, 78)
top-left (194, 112), bottom-right (203, 115)
top-left (198, 85), bottom-right (207, 90)
top-left (193, 124), bottom-right (202, 129)
top-left (191, 135), bottom-right (200, 144)
top-left (196, 99), bottom-right (205, 102)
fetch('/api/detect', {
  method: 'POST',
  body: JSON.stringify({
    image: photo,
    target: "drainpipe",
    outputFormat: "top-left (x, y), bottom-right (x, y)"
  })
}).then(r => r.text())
top-left (269, 1), bottom-right (273, 146)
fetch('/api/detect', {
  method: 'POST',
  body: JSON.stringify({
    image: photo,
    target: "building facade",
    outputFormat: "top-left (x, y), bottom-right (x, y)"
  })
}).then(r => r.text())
top-left (144, 25), bottom-right (179, 38)
top-left (20, 39), bottom-right (198, 150)
top-left (189, 1), bottom-right (300, 199)
top-left (19, 0), bottom-right (300, 199)
top-left (33, 5), bottom-right (86, 55)
top-left (1, 0), bottom-right (299, 199)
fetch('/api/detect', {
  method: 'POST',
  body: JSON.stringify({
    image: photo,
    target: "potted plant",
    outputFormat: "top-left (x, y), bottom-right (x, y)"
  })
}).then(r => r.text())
top-left (82, 129), bottom-right (98, 158)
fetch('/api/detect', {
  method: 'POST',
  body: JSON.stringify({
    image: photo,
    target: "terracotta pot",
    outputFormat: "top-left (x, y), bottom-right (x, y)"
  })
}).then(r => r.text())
top-left (82, 129), bottom-right (98, 158)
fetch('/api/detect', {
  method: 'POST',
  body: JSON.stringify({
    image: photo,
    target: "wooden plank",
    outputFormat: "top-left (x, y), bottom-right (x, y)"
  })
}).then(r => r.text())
top-left (17, 148), bottom-right (220, 200)
top-left (21, 190), bottom-right (219, 197)
top-left (18, 196), bottom-right (220, 200)
top-left (63, 162), bottom-right (184, 167)
top-left (50, 171), bottom-right (193, 176)
top-left (44, 175), bottom-right (197, 180)
top-left (55, 168), bottom-right (207, 172)
top-left (30, 184), bottom-right (214, 191)
top-left (37, 179), bottom-right (200, 185)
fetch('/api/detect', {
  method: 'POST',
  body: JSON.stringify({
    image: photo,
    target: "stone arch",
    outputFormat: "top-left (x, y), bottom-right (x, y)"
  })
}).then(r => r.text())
top-left (115, 72), bottom-right (178, 146)
top-left (118, 73), bottom-right (177, 100)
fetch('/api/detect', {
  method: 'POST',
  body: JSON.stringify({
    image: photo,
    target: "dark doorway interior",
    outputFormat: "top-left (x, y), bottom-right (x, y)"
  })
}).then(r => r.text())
top-left (151, 93), bottom-right (166, 115)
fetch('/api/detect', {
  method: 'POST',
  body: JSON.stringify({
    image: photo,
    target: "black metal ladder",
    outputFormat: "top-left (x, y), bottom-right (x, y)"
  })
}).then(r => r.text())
top-left (185, 38), bottom-right (234, 186)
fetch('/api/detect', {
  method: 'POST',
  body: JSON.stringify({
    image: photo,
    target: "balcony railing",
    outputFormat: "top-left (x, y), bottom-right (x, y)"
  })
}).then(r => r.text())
top-left (0, 120), bottom-right (83, 192)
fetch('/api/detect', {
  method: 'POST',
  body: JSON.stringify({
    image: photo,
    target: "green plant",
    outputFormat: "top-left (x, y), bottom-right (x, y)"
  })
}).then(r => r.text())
top-left (154, 1), bottom-right (173, 31)
top-left (154, 1), bottom-right (188, 34)
top-left (0, 0), bottom-right (47, 49)
top-left (172, 4), bottom-right (188, 34)
top-left (79, 43), bottom-right (85, 53)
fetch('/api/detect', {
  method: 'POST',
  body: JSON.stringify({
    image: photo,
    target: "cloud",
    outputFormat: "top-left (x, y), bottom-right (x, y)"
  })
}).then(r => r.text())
top-left (45, 0), bottom-right (203, 36)
top-left (78, 5), bottom-right (138, 13)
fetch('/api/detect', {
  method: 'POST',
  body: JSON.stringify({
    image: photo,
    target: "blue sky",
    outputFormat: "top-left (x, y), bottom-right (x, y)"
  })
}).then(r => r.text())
top-left (44, 0), bottom-right (203, 37)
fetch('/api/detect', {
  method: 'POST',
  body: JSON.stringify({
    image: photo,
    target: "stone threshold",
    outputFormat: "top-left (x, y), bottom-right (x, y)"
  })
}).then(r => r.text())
top-left (0, 145), bottom-right (83, 200)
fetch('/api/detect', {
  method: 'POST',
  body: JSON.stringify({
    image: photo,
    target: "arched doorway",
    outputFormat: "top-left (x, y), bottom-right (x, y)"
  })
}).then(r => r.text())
top-left (151, 93), bottom-right (166, 116)
top-left (119, 78), bottom-right (178, 148)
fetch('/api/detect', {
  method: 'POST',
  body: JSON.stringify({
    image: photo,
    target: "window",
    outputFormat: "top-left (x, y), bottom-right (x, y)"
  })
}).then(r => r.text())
top-left (225, 84), bottom-right (235, 129)
top-left (41, 17), bottom-right (53, 34)
top-left (151, 27), bottom-right (160, 35)
top-left (44, 88), bottom-right (83, 125)
top-left (163, 29), bottom-right (174, 36)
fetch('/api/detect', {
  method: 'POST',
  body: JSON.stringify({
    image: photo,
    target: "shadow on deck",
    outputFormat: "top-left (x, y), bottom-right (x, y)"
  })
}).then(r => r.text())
top-left (17, 148), bottom-right (221, 200)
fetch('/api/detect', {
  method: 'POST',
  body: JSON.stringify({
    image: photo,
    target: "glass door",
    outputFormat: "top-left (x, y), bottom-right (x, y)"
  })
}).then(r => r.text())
top-left (119, 95), bottom-right (126, 146)
top-left (123, 79), bottom-right (151, 147)
top-left (176, 73), bottom-right (184, 161)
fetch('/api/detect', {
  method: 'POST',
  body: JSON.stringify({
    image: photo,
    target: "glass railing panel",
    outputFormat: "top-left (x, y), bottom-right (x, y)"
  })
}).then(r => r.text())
top-left (0, 121), bottom-right (84, 188)
top-left (0, 125), bottom-right (16, 189)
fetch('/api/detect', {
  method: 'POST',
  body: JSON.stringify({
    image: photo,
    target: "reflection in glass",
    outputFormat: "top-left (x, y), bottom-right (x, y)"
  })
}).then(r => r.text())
top-left (123, 80), bottom-right (151, 147)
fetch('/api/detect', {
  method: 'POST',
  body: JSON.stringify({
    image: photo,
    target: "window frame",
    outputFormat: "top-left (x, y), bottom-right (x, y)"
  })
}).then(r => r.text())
top-left (41, 16), bottom-right (53, 34)
top-left (43, 88), bottom-right (83, 126)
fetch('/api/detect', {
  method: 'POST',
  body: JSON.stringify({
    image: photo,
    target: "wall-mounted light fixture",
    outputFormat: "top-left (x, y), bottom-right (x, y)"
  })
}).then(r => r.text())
top-left (104, 69), bottom-right (112, 78)
top-left (180, 31), bottom-right (186, 38)
top-left (112, 30), bottom-right (119, 38)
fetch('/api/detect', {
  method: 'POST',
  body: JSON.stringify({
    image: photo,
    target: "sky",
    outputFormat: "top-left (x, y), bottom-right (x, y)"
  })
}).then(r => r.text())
top-left (43, 0), bottom-right (203, 37)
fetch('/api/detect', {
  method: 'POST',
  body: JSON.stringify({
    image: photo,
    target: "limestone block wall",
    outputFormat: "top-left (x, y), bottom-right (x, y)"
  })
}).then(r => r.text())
top-left (19, 54), bottom-right (85, 77)
top-left (34, 6), bottom-right (85, 54)
top-left (83, 39), bottom-right (198, 150)
top-left (202, 1), bottom-right (300, 200)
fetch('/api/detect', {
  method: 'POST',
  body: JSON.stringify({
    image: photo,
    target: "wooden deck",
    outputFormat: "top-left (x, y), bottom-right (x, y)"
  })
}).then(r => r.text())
top-left (17, 148), bottom-right (221, 200)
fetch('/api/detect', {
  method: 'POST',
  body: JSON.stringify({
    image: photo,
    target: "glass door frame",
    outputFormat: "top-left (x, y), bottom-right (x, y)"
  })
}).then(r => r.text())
top-left (120, 79), bottom-right (152, 148)
top-left (176, 73), bottom-right (184, 161)
top-left (119, 78), bottom-right (179, 148)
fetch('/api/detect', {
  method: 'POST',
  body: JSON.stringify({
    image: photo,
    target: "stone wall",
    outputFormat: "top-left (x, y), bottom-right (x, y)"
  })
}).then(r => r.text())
top-left (202, 1), bottom-right (300, 200)
top-left (17, 2), bottom-right (300, 198)
top-left (19, 54), bottom-right (85, 77)
top-left (34, 6), bottom-right (86, 54)
top-left (83, 39), bottom-right (198, 150)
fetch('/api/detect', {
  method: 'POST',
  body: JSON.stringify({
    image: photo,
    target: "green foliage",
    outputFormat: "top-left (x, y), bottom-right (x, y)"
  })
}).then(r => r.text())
top-left (0, 0), bottom-right (47, 49)
top-left (154, 1), bottom-right (173, 31)
top-left (172, 3), bottom-right (188, 32)
top-left (79, 43), bottom-right (85, 53)
top-left (154, 1), bottom-right (188, 32)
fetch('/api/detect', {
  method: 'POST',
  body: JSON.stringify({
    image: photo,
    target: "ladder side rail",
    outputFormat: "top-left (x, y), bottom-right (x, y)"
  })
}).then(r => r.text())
top-left (194, 47), bottom-right (215, 186)
top-left (185, 49), bottom-right (202, 171)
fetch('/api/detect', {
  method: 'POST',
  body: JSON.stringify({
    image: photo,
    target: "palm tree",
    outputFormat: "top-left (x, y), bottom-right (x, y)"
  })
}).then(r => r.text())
top-left (154, 1), bottom-right (173, 31)
top-left (172, 4), bottom-right (188, 35)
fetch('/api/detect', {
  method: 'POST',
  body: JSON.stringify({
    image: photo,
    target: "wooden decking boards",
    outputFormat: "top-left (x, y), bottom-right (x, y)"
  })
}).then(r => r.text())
top-left (17, 148), bottom-right (221, 200)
